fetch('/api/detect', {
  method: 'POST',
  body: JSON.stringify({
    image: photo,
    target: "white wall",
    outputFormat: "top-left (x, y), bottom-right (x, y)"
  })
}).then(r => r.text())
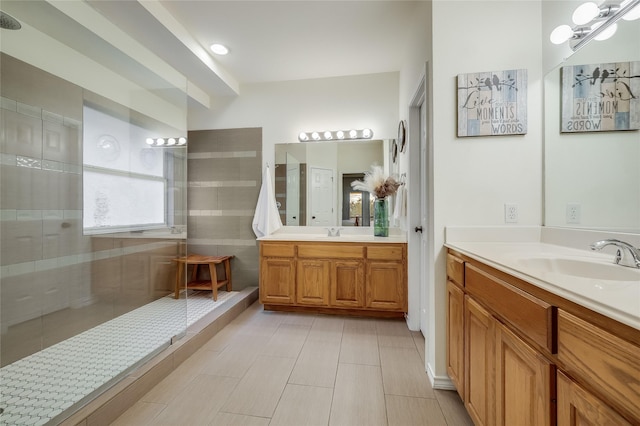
top-left (429, 0), bottom-right (543, 383)
top-left (188, 72), bottom-right (400, 174)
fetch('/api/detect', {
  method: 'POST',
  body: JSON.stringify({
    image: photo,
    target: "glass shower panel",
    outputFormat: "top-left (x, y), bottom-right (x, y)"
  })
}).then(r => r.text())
top-left (0, 14), bottom-right (188, 422)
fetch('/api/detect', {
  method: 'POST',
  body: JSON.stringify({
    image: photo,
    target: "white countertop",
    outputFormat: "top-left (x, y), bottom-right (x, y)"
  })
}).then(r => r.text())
top-left (257, 226), bottom-right (407, 243)
top-left (445, 240), bottom-right (640, 331)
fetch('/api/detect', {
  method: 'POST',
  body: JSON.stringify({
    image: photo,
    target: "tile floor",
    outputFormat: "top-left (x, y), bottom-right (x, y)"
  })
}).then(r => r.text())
top-left (0, 291), bottom-right (237, 426)
top-left (112, 302), bottom-right (473, 426)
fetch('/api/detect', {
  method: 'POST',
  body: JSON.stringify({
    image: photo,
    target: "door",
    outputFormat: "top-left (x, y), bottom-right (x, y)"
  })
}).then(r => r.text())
top-left (309, 167), bottom-right (333, 226)
top-left (296, 259), bottom-right (330, 306)
top-left (418, 99), bottom-right (428, 333)
top-left (330, 260), bottom-right (364, 308)
top-left (286, 154), bottom-right (300, 226)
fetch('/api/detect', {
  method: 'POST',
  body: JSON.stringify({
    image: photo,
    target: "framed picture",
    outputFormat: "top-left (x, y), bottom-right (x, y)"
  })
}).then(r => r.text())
top-left (561, 61), bottom-right (640, 132)
top-left (457, 69), bottom-right (527, 137)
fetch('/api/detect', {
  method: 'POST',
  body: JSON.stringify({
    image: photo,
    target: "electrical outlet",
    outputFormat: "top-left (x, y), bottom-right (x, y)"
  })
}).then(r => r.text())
top-left (504, 203), bottom-right (518, 223)
top-left (566, 203), bottom-right (581, 224)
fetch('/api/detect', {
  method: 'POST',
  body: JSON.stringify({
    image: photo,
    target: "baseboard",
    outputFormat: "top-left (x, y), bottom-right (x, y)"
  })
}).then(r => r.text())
top-left (427, 362), bottom-right (457, 391)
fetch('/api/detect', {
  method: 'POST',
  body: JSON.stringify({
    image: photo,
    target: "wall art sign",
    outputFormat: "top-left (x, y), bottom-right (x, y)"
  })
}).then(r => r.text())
top-left (561, 61), bottom-right (640, 133)
top-left (457, 69), bottom-right (527, 137)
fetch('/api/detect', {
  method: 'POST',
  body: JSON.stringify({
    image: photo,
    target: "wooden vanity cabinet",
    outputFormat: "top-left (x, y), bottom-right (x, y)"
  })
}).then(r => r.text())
top-left (446, 248), bottom-right (640, 425)
top-left (260, 241), bottom-right (406, 316)
top-left (259, 242), bottom-right (296, 305)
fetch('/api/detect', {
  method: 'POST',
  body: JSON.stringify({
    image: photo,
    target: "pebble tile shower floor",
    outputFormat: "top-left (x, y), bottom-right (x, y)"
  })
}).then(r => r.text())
top-left (0, 291), bottom-right (237, 425)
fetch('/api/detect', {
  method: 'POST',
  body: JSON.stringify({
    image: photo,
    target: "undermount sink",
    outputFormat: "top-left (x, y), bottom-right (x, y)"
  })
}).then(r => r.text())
top-left (514, 257), bottom-right (640, 282)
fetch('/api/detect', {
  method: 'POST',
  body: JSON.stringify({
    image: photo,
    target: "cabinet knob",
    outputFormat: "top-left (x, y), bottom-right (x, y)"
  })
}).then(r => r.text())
top-left (415, 226), bottom-right (423, 233)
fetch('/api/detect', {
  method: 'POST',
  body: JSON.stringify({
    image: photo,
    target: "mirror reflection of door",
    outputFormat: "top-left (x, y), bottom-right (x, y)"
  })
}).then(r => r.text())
top-left (309, 167), bottom-right (334, 226)
top-left (286, 153), bottom-right (300, 226)
top-left (342, 173), bottom-right (372, 226)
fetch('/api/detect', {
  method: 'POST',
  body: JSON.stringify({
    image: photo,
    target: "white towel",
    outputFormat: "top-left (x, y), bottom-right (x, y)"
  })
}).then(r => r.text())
top-left (252, 166), bottom-right (283, 238)
top-left (393, 185), bottom-right (407, 220)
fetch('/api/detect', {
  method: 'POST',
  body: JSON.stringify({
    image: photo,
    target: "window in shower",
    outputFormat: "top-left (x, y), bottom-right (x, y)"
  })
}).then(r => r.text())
top-left (82, 104), bottom-right (168, 233)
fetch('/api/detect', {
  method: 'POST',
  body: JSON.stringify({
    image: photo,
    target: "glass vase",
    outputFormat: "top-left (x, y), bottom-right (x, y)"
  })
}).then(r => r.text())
top-left (373, 197), bottom-right (389, 237)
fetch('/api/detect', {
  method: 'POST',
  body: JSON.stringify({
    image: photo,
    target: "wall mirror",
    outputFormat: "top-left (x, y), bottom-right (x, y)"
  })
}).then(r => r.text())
top-left (543, 5), bottom-right (639, 233)
top-left (275, 139), bottom-right (397, 227)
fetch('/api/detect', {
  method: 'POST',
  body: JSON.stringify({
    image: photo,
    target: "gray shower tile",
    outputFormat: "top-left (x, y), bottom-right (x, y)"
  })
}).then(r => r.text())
top-left (216, 187), bottom-right (260, 210)
top-left (188, 187), bottom-right (219, 210)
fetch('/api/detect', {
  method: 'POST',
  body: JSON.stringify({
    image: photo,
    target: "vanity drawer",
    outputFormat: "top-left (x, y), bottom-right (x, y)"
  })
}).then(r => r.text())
top-left (557, 310), bottom-right (640, 422)
top-left (367, 245), bottom-right (404, 261)
top-left (446, 253), bottom-right (465, 286)
top-left (261, 242), bottom-right (295, 258)
top-left (465, 263), bottom-right (555, 353)
top-left (298, 244), bottom-right (364, 259)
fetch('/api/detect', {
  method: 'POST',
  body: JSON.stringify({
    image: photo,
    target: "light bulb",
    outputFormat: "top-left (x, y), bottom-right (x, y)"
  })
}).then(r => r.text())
top-left (362, 128), bottom-right (372, 138)
top-left (167, 138), bottom-right (176, 146)
top-left (178, 137), bottom-right (187, 145)
top-left (349, 130), bottom-right (358, 138)
top-left (312, 132), bottom-right (320, 140)
top-left (210, 44), bottom-right (229, 55)
top-left (156, 138), bottom-right (165, 146)
top-left (572, 2), bottom-right (600, 25)
top-left (145, 138), bottom-right (154, 145)
top-left (323, 131), bottom-right (333, 140)
top-left (622, 3), bottom-right (640, 20)
top-left (592, 21), bottom-right (618, 40)
top-left (336, 130), bottom-right (345, 139)
top-left (299, 132), bottom-right (309, 141)
top-left (550, 24), bottom-right (574, 44)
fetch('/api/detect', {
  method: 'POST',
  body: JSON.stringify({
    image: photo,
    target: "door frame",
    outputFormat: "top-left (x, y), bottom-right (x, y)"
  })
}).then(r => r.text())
top-left (407, 63), bottom-right (435, 373)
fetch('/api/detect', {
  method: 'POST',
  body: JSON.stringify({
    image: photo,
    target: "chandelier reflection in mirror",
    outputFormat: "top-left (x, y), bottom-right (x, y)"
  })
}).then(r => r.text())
top-left (550, 0), bottom-right (640, 50)
top-left (145, 137), bottom-right (187, 147)
top-left (298, 128), bottom-right (373, 142)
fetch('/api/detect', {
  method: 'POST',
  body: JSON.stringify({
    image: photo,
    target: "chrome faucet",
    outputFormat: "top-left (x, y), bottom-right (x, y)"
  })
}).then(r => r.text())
top-left (326, 227), bottom-right (343, 237)
top-left (590, 239), bottom-right (640, 269)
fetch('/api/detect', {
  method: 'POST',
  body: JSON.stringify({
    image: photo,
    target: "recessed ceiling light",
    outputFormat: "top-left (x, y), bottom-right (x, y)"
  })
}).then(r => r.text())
top-left (210, 43), bottom-right (229, 55)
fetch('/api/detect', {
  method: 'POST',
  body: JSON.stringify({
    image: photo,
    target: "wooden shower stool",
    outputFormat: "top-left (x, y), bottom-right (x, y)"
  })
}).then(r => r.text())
top-left (174, 254), bottom-right (234, 301)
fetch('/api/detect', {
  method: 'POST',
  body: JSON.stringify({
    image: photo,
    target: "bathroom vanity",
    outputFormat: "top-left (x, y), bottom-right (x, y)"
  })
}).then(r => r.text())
top-left (258, 232), bottom-right (407, 317)
top-left (445, 240), bottom-right (640, 426)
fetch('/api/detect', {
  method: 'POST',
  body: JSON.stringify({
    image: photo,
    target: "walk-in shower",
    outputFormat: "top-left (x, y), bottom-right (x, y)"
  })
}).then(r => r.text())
top-left (0, 2), bottom-right (200, 422)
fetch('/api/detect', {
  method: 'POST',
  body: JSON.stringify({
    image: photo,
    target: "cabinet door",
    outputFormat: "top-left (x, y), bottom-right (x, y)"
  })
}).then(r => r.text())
top-left (465, 296), bottom-right (495, 426)
top-left (297, 259), bottom-right (330, 306)
top-left (366, 261), bottom-right (405, 310)
top-left (260, 257), bottom-right (296, 304)
top-left (557, 371), bottom-right (632, 426)
top-left (330, 260), bottom-right (364, 308)
top-left (447, 280), bottom-right (465, 400)
top-left (495, 321), bottom-right (555, 426)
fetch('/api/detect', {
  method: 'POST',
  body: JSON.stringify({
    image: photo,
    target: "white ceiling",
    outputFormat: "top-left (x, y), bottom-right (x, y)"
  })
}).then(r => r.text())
top-left (87, 1), bottom-right (422, 98)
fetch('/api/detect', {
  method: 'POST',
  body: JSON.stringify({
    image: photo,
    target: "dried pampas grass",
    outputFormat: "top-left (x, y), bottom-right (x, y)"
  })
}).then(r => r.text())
top-left (350, 165), bottom-right (401, 199)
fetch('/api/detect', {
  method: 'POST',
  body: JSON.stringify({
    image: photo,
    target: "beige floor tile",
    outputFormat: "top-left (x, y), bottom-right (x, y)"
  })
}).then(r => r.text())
top-left (339, 329), bottom-right (379, 366)
top-left (411, 330), bottom-right (426, 363)
top-left (306, 316), bottom-right (344, 343)
top-left (329, 363), bottom-right (387, 426)
top-left (199, 334), bottom-right (270, 378)
top-left (220, 355), bottom-right (295, 418)
top-left (200, 323), bottom-right (242, 352)
top-left (270, 384), bottom-right (333, 426)
top-left (385, 394), bottom-right (447, 426)
top-left (209, 412), bottom-right (270, 426)
top-left (262, 323), bottom-right (310, 358)
top-left (434, 389), bottom-right (474, 426)
top-left (379, 346), bottom-right (434, 398)
top-left (141, 349), bottom-right (220, 404)
top-left (289, 340), bottom-right (340, 388)
top-left (343, 317), bottom-right (377, 332)
top-left (151, 374), bottom-right (239, 425)
top-left (281, 312), bottom-right (317, 326)
top-left (376, 319), bottom-right (416, 348)
top-left (110, 401), bottom-right (166, 426)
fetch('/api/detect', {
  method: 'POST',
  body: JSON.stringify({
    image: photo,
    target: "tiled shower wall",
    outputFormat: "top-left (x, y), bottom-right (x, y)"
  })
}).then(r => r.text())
top-left (186, 128), bottom-right (262, 290)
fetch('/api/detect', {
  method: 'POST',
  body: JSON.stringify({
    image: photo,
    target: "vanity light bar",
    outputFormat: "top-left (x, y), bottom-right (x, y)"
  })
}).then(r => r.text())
top-left (298, 128), bottom-right (373, 142)
top-left (145, 137), bottom-right (187, 147)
